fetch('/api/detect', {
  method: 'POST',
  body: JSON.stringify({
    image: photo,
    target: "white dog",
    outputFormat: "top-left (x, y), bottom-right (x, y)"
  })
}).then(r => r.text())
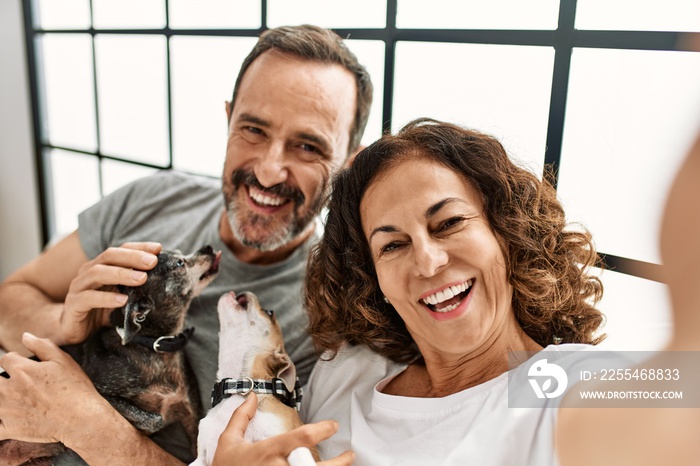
top-left (191, 291), bottom-right (316, 466)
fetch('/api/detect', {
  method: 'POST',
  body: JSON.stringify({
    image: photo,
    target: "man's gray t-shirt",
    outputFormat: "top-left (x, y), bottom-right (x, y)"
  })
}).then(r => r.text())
top-left (62, 170), bottom-right (317, 463)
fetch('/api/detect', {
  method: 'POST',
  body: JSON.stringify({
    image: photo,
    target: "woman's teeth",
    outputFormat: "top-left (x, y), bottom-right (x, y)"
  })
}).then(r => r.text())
top-left (434, 301), bottom-right (461, 313)
top-left (421, 279), bottom-right (474, 312)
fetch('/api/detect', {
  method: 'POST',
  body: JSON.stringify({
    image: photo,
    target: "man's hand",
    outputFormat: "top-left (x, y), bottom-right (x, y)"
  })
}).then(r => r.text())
top-left (0, 333), bottom-right (113, 445)
top-left (57, 241), bottom-right (161, 346)
top-left (0, 333), bottom-right (187, 466)
top-left (0, 232), bottom-right (163, 352)
top-left (212, 393), bottom-right (354, 466)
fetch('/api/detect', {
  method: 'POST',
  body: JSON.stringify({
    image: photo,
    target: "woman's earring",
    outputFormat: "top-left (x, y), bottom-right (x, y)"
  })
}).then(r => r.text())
top-left (383, 296), bottom-right (390, 303)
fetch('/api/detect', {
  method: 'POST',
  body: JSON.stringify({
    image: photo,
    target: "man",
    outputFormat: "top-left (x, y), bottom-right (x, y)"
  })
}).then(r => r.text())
top-left (0, 24), bottom-right (372, 465)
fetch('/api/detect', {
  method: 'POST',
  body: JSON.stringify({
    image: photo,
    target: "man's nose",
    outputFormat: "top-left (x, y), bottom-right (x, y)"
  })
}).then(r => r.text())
top-left (254, 141), bottom-right (289, 188)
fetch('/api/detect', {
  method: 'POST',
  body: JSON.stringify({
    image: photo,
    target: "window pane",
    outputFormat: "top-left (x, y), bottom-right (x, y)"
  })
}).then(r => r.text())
top-left (344, 39), bottom-right (385, 147)
top-left (397, 0), bottom-right (559, 30)
top-left (47, 149), bottom-right (100, 237)
top-left (95, 34), bottom-right (169, 166)
top-left (267, 0), bottom-right (386, 28)
top-left (92, 0), bottom-right (166, 29)
top-left (558, 48), bottom-right (700, 264)
top-left (35, 0), bottom-right (91, 29)
top-left (41, 34), bottom-right (97, 152)
top-left (594, 268), bottom-right (672, 351)
top-left (170, 36), bottom-right (257, 177)
top-left (169, 0), bottom-right (261, 29)
top-left (101, 159), bottom-right (158, 196)
top-left (393, 42), bottom-right (554, 176)
top-left (576, 0), bottom-right (700, 32)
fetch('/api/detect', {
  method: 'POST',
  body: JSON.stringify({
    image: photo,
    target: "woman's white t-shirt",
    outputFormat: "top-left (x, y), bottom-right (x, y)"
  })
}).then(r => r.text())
top-left (302, 343), bottom-right (595, 466)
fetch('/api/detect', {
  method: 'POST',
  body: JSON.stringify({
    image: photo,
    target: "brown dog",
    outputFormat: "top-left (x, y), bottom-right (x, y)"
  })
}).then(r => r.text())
top-left (191, 291), bottom-right (317, 466)
top-left (0, 245), bottom-right (221, 466)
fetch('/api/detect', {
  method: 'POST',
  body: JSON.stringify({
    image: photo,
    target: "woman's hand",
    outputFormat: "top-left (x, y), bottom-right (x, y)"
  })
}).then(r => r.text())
top-left (213, 393), bottom-right (354, 466)
top-left (58, 241), bottom-right (161, 346)
top-left (0, 333), bottom-right (114, 445)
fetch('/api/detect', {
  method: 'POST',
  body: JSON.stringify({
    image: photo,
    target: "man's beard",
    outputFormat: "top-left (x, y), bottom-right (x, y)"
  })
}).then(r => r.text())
top-left (223, 168), bottom-right (325, 252)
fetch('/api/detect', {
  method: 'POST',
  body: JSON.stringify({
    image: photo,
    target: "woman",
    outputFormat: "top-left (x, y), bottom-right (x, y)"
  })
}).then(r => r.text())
top-left (301, 118), bottom-right (604, 465)
top-left (212, 118), bottom-right (700, 465)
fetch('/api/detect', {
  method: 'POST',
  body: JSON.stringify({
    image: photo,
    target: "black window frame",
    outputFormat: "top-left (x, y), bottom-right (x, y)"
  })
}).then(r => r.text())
top-left (22, 0), bottom-right (691, 283)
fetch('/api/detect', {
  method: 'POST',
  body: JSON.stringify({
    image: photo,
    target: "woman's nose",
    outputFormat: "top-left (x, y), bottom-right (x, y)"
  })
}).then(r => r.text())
top-left (413, 239), bottom-right (449, 277)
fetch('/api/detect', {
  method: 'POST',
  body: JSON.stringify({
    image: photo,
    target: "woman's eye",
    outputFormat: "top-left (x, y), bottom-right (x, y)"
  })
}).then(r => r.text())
top-left (379, 241), bottom-right (404, 255)
top-left (438, 216), bottom-right (465, 232)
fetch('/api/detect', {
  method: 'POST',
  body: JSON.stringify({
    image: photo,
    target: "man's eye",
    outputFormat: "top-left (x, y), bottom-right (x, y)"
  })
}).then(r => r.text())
top-left (240, 126), bottom-right (266, 140)
top-left (238, 126), bottom-right (266, 144)
top-left (300, 143), bottom-right (319, 153)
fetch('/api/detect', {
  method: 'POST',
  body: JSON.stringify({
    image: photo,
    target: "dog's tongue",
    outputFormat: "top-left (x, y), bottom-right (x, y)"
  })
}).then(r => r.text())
top-left (200, 251), bottom-right (222, 280)
top-left (208, 251), bottom-right (222, 275)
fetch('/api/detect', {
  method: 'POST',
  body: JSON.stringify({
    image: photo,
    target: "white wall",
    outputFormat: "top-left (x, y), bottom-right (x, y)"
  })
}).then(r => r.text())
top-left (0, 0), bottom-right (43, 281)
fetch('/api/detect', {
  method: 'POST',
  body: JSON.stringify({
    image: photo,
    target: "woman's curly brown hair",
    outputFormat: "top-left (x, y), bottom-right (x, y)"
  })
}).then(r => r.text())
top-left (305, 118), bottom-right (605, 363)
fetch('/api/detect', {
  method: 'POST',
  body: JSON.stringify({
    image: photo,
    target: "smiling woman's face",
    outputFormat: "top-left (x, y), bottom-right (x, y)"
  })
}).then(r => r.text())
top-left (360, 155), bottom-right (516, 358)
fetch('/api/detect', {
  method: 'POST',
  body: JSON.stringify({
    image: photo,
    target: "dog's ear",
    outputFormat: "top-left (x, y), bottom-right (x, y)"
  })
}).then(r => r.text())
top-left (116, 298), bottom-right (154, 345)
top-left (271, 348), bottom-right (297, 392)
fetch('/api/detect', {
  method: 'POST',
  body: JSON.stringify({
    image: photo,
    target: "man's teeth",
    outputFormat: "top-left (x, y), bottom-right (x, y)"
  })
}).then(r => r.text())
top-left (250, 188), bottom-right (285, 206)
top-left (422, 280), bottom-right (473, 306)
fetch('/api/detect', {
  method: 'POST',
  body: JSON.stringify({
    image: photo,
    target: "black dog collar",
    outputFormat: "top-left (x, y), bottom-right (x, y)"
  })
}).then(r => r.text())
top-left (211, 377), bottom-right (302, 411)
top-left (1, 329), bottom-right (195, 380)
top-left (131, 326), bottom-right (195, 353)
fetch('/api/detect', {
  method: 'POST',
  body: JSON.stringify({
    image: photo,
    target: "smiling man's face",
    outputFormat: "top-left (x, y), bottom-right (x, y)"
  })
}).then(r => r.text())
top-left (221, 51), bottom-right (357, 254)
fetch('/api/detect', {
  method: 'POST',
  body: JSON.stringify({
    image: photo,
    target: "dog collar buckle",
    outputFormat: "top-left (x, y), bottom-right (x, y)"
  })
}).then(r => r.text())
top-left (210, 377), bottom-right (303, 411)
top-left (211, 379), bottom-right (228, 407)
top-left (211, 378), bottom-right (256, 407)
top-left (238, 377), bottom-right (255, 396)
top-left (130, 326), bottom-right (195, 353)
top-left (153, 335), bottom-right (175, 353)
